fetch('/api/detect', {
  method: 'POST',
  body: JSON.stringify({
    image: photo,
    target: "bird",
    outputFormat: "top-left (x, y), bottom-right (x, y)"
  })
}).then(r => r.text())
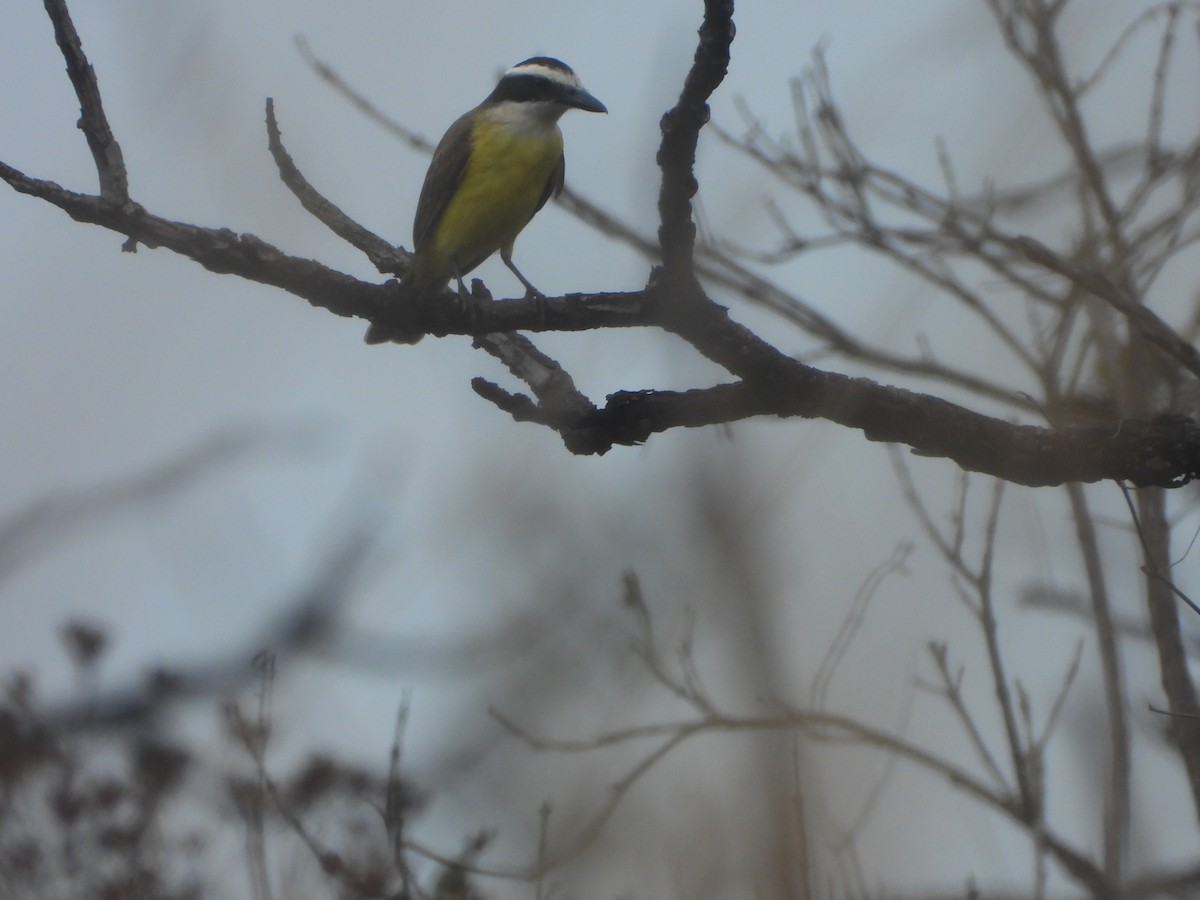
top-left (365, 56), bottom-right (607, 344)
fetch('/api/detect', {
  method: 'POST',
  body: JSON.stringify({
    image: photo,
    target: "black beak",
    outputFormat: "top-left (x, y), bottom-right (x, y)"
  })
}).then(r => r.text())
top-left (564, 85), bottom-right (607, 114)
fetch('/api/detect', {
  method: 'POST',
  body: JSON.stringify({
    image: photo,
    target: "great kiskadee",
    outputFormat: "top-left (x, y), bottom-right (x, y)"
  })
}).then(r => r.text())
top-left (365, 56), bottom-right (606, 344)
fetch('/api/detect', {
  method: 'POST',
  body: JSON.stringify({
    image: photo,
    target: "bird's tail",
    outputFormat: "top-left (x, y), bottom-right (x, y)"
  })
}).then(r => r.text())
top-left (363, 321), bottom-right (422, 345)
top-left (363, 270), bottom-right (424, 345)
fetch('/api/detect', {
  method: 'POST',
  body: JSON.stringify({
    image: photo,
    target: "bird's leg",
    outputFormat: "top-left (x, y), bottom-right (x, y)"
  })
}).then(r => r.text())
top-left (449, 267), bottom-right (488, 334)
top-left (450, 265), bottom-right (472, 323)
top-left (501, 248), bottom-right (544, 299)
top-left (501, 247), bottom-right (547, 328)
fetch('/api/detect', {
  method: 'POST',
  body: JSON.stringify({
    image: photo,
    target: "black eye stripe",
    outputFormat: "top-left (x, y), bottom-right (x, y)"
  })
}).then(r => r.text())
top-left (488, 75), bottom-right (567, 104)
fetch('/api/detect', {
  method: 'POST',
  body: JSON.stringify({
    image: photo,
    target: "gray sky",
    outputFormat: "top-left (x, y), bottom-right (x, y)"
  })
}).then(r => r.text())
top-left (3, 2), bottom-right (1198, 896)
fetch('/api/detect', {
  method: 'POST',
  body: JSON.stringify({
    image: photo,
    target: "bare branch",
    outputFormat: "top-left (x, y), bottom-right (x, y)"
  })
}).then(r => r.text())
top-left (1010, 234), bottom-right (1200, 381)
top-left (656, 0), bottom-right (734, 279)
top-left (296, 37), bottom-right (435, 155)
top-left (43, 0), bottom-right (129, 205)
top-left (923, 642), bottom-right (1010, 789)
top-left (1065, 481), bottom-right (1130, 880)
top-left (265, 98), bottom-right (409, 277)
top-left (0, 159), bottom-right (389, 320)
top-left (470, 331), bottom-right (603, 452)
top-left (0, 425), bottom-right (311, 583)
top-left (497, 703), bottom-right (1108, 894)
top-left (24, 99), bottom-right (1192, 482)
top-left (1131, 487), bottom-right (1200, 827)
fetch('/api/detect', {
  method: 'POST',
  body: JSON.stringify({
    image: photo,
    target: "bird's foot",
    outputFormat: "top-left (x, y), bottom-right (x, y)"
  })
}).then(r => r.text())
top-left (525, 286), bottom-right (549, 328)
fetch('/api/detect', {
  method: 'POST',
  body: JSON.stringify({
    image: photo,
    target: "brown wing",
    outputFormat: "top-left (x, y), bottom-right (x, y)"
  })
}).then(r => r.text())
top-left (534, 152), bottom-right (565, 215)
top-left (412, 109), bottom-right (476, 250)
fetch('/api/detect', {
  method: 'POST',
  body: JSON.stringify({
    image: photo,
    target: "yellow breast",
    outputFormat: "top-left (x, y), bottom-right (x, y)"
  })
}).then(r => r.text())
top-left (424, 116), bottom-right (563, 284)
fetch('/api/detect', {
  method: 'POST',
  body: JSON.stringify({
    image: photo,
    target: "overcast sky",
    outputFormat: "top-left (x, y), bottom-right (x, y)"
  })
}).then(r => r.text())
top-left (3, 2), bottom-right (1198, 896)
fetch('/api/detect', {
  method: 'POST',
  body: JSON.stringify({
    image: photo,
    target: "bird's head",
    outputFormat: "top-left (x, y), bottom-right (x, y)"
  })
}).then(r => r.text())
top-left (485, 57), bottom-right (607, 119)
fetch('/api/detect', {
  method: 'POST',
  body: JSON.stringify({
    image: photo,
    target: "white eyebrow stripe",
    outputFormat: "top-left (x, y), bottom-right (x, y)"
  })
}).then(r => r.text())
top-left (503, 63), bottom-right (581, 89)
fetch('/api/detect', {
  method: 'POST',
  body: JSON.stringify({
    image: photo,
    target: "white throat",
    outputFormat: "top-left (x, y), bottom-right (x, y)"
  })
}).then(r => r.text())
top-left (482, 99), bottom-right (567, 136)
